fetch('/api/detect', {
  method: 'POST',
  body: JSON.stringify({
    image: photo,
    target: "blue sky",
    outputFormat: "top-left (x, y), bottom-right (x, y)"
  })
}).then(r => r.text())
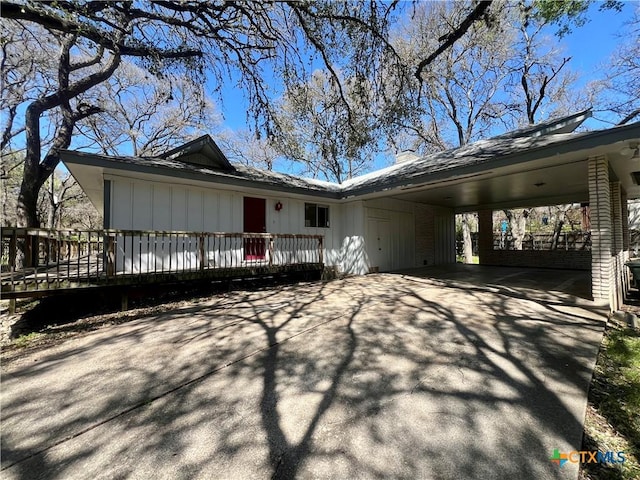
top-left (217, 1), bottom-right (638, 134)
top-left (562, 0), bottom-right (638, 126)
top-left (566, 0), bottom-right (638, 71)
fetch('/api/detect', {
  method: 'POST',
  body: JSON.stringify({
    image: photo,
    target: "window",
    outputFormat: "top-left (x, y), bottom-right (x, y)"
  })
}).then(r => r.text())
top-left (305, 203), bottom-right (330, 228)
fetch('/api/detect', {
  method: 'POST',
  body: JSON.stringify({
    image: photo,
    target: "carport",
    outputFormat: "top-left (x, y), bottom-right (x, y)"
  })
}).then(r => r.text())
top-left (352, 111), bottom-right (640, 311)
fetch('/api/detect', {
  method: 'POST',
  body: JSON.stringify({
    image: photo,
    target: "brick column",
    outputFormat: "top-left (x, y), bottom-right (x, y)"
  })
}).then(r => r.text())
top-left (477, 209), bottom-right (493, 265)
top-left (611, 181), bottom-right (624, 309)
top-left (612, 182), bottom-right (623, 253)
top-left (622, 191), bottom-right (630, 251)
top-left (588, 156), bottom-right (613, 307)
top-left (621, 191), bottom-right (631, 295)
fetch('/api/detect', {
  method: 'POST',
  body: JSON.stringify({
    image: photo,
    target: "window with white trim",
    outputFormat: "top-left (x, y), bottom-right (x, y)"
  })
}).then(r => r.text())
top-left (305, 203), bottom-right (330, 228)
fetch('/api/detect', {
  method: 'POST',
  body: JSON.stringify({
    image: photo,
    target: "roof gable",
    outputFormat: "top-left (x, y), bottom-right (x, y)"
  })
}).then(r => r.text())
top-left (492, 109), bottom-right (592, 140)
top-left (161, 134), bottom-right (235, 171)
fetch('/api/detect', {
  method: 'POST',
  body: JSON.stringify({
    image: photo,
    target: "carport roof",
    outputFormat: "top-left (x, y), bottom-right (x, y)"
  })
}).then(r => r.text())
top-left (61, 112), bottom-right (640, 211)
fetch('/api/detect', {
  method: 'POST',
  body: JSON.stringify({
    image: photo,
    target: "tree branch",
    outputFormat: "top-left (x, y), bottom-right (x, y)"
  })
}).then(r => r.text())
top-left (1, 1), bottom-right (203, 59)
top-left (290, 6), bottom-right (356, 133)
top-left (415, 1), bottom-right (493, 81)
top-left (618, 108), bottom-right (640, 125)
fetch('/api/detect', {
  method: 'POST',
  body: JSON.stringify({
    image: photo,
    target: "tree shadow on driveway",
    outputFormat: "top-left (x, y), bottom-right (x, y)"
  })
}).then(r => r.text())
top-left (1, 273), bottom-right (606, 479)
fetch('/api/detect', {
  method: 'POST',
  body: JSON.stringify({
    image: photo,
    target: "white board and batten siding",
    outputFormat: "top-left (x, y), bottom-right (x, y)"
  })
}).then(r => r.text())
top-left (414, 203), bottom-right (456, 267)
top-left (107, 176), bottom-right (341, 273)
top-left (340, 201), bottom-right (369, 275)
top-left (339, 198), bottom-right (455, 273)
top-left (107, 176), bottom-right (457, 275)
top-left (362, 198), bottom-right (455, 271)
top-left (433, 213), bottom-right (456, 264)
top-left (111, 178), bottom-right (242, 232)
top-left (364, 199), bottom-right (415, 272)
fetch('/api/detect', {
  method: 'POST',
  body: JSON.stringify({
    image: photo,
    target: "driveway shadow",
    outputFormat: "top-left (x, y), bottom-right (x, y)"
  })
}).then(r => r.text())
top-left (1, 273), bottom-right (606, 479)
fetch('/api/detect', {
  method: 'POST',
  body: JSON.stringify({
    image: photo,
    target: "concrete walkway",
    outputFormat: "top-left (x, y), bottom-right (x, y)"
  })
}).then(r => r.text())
top-left (1, 266), bottom-right (607, 479)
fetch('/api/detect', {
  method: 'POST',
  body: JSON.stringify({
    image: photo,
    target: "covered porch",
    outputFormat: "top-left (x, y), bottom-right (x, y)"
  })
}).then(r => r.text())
top-left (380, 120), bottom-right (640, 311)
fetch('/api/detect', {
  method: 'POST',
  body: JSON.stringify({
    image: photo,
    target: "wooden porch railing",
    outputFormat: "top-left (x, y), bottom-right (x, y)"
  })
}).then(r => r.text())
top-left (1, 227), bottom-right (324, 295)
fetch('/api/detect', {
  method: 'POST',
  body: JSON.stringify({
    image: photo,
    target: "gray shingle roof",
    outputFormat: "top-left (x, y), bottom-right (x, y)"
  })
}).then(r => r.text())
top-left (342, 131), bottom-right (579, 194)
top-left (61, 114), bottom-right (640, 200)
top-left (61, 150), bottom-right (343, 197)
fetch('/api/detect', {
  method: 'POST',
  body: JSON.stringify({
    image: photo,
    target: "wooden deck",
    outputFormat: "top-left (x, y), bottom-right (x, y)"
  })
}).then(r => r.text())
top-left (1, 228), bottom-right (324, 299)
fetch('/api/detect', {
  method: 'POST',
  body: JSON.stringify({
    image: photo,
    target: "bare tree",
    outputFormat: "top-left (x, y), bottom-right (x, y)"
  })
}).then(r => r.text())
top-left (594, 6), bottom-right (640, 125)
top-left (41, 172), bottom-right (101, 229)
top-left (270, 70), bottom-right (378, 182)
top-left (0, 153), bottom-right (22, 226)
top-left (1, 21), bottom-right (59, 154)
top-left (51, 174), bottom-right (102, 229)
top-left (3, 0), bottom-right (613, 230)
top-left (508, 1), bottom-right (589, 126)
top-left (549, 205), bottom-right (572, 250)
top-left (413, 0), bottom-right (495, 82)
top-left (2, 20), bottom-right (221, 229)
top-left (77, 63), bottom-right (220, 157)
top-left (504, 208), bottom-right (532, 250)
top-left (394, 1), bottom-right (515, 149)
top-left (394, 1), bottom-right (515, 262)
top-left (391, 1), bottom-right (590, 258)
top-left (0, 151), bottom-right (98, 229)
top-left (217, 129), bottom-right (280, 172)
top-left (498, 2), bottom-right (591, 248)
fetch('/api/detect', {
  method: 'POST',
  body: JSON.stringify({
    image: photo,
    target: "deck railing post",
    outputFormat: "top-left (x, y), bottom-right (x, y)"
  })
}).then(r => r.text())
top-left (1, 228), bottom-right (327, 297)
top-left (52, 233), bottom-right (57, 262)
top-left (269, 235), bottom-right (274, 267)
top-left (106, 234), bottom-right (116, 277)
top-left (9, 230), bottom-right (16, 273)
top-left (199, 234), bottom-right (205, 271)
top-left (25, 231), bottom-right (33, 268)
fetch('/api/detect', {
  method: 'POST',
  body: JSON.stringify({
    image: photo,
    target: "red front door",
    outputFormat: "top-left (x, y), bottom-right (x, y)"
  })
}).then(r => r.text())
top-left (243, 197), bottom-right (266, 260)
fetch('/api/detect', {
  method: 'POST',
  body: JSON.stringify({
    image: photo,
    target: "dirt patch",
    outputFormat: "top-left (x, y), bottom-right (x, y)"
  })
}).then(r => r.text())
top-left (1, 298), bottom-right (200, 367)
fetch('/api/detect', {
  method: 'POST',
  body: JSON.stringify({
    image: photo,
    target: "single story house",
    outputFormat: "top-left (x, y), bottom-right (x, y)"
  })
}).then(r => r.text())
top-left (62, 110), bottom-right (640, 310)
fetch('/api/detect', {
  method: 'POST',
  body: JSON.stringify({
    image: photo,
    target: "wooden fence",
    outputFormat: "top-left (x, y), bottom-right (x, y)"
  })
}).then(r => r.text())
top-left (493, 231), bottom-right (591, 251)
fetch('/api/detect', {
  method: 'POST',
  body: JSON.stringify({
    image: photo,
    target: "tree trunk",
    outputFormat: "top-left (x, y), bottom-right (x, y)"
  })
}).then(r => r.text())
top-left (16, 170), bottom-right (43, 228)
top-left (551, 210), bottom-right (567, 250)
top-left (550, 220), bottom-right (564, 250)
top-left (505, 209), bottom-right (529, 250)
top-left (462, 213), bottom-right (474, 263)
top-left (16, 35), bottom-right (121, 228)
top-left (47, 176), bottom-right (56, 229)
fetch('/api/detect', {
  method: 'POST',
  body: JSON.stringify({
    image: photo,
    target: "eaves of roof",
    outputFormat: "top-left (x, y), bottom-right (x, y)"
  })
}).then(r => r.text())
top-left (60, 150), bottom-right (344, 200)
top-left (341, 121), bottom-right (640, 197)
top-left (60, 120), bottom-right (640, 201)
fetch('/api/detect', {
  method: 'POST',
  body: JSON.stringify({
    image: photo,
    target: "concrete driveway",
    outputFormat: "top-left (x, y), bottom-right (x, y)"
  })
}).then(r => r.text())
top-left (1, 266), bottom-right (607, 479)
